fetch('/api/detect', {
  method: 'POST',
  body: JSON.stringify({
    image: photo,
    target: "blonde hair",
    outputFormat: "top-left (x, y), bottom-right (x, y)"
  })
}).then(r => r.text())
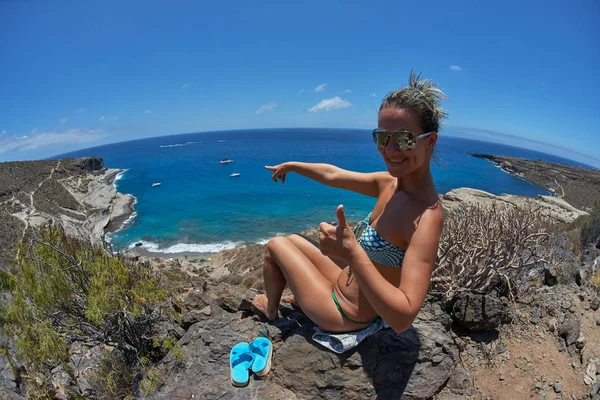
top-left (380, 70), bottom-right (448, 132)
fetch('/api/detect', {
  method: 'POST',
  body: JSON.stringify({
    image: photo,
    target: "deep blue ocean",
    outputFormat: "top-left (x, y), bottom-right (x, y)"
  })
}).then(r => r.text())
top-left (57, 128), bottom-right (588, 254)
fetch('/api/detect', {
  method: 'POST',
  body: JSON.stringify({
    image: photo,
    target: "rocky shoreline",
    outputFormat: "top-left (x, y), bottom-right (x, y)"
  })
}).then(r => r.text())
top-left (469, 153), bottom-right (600, 212)
top-left (0, 157), bottom-right (135, 269)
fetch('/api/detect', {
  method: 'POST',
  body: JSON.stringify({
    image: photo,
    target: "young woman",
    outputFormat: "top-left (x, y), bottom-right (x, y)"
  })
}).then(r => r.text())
top-left (252, 72), bottom-right (446, 333)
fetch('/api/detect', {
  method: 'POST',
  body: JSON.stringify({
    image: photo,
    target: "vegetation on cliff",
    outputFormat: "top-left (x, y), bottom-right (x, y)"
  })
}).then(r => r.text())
top-left (0, 224), bottom-right (181, 399)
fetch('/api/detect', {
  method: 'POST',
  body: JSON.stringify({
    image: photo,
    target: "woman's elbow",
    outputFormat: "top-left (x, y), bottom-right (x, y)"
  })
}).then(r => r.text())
top-left (388, 313), bottom-right (417, 333)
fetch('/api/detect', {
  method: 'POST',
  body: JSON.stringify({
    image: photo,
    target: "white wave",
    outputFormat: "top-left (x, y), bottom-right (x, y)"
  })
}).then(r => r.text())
top-left (128, 240), bottom-right (244, 254)
top-left (114, 170), bottom-right (127, 181)
top-left (160, 141), bottom-right (202, 148)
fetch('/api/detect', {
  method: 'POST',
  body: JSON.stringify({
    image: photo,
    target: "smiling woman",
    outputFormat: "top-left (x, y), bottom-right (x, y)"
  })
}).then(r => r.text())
top-left (252, 71), bottom-right (448, 334)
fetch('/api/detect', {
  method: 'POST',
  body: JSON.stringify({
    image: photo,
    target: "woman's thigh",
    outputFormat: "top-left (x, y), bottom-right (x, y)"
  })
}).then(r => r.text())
top-left (286, 234), bottom-right (346, 284)
top-left (267, 236), bottom-right (355, 332)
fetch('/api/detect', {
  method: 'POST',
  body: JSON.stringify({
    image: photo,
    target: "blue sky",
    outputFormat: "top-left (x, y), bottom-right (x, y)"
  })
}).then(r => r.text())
top-left (1, 0), bottom-right (599, 167)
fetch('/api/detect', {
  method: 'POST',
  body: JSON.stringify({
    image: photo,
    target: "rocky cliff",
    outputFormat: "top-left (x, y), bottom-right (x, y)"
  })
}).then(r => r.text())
top-left (0, 157), bottom-right (134, 271)
top-left (469, 153), bottom-right (600, 212)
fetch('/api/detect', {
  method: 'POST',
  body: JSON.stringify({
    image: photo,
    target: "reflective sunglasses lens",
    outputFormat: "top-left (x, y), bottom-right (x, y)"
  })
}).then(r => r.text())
top-left (373, 131), bottom-right (389, 147)
top-left (392, 131), bottom-right (417, 150)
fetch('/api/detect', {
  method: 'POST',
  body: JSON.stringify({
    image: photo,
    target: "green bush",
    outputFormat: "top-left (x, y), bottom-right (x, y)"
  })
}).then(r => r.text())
top-left (0, 224), bottom-right (181, 398)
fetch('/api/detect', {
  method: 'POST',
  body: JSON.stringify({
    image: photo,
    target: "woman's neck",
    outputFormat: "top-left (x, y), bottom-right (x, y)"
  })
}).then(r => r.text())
top-left (395, 163), bottom-right (437, 202)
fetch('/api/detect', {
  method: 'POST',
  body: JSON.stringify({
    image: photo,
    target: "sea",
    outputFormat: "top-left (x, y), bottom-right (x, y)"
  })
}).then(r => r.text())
top-left (56, 128), bottom-right (590, 254)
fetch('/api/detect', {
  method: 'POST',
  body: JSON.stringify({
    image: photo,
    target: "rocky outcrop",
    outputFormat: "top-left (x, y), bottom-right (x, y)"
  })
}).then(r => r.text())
top-left (0, 157), bottom-right (134, 269)
top-left (469, 153), bottom-right (600, 212)
top-left (148, 283), bottom-right (457, 400)
top-left (442, 187), bottom-right (588, 224)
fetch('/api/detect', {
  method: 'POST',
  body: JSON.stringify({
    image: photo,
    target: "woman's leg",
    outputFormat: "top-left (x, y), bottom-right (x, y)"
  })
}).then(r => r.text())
top-left (252, 236), bottom-right (357, 332)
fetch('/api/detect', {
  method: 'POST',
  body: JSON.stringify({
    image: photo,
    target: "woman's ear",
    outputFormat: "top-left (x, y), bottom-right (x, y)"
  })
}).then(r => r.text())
top-left (427, 132), bottom-right (438, 150)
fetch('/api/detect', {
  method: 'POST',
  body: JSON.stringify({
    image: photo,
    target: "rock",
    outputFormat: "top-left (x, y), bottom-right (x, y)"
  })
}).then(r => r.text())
top-left (596, 316), bottom-right (600, 327)
top-left (590, 380), bottom-right (600, 396)
top-left (548, 318), bottom-right (558, 332)
top-left (544, 266), bottom-right (559, 286)
top-left (148, 294), bottom-right (458, 400)
top-left (447, 367), bottom-right (470, 395)
top-left (68, 343), bottom-right (105, 397)
top-left (449, 293), bottom-right (509, 331)
top-left (591, 296), bottom-right (600, 311)
top-left (71, 156), bottom-right (104, 172)
top-left (181, 288), bottom-right (221, 330)
top-left (558, 316), bottom-right (581, 346)
top-left (553, 382), bottom-right (563, 393)
top-left (531, 308), bottom-right (541, 324)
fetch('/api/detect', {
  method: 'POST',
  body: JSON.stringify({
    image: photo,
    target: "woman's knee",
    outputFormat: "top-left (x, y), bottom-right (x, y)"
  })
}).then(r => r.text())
top-left (265, 236), bottom-right (289, 258)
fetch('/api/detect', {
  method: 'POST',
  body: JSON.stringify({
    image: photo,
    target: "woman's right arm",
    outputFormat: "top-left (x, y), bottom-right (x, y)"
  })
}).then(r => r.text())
top-left (265, 162), bottom-right (393, 198)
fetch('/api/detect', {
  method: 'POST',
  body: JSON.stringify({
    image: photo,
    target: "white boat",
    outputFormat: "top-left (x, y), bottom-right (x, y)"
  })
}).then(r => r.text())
top-left (151, 182), bottom-right (161, 187)
top-left (219, 158), bottom-right (234, 164)
top-left (229, 173), bottom-right (240, 178)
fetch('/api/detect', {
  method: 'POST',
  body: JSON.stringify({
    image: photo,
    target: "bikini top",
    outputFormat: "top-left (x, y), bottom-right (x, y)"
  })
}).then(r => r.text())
top-left (354, 212), bottom-right (406, 268)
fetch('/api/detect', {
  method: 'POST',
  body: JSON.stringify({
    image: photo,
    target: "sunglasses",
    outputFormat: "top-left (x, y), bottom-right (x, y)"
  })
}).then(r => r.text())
top-left (372, 129), bottom-right (434, 150)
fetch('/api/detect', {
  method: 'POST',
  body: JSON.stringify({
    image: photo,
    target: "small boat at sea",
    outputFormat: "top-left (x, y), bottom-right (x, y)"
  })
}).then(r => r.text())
top-left (220, 158), bottom-right (234, 164)
top-left (151, 183), bottom-right (161, 187)
top-left (229, 173), bottom-right (240, 178)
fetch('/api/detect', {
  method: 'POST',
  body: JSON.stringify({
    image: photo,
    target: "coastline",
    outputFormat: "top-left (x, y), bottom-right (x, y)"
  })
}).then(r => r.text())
top-left (468, 153), bottom-right (600, 211)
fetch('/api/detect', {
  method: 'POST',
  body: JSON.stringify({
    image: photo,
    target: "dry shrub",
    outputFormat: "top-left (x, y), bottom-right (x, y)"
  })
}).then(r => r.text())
top-left (432, 203), bottom-right (559, 300)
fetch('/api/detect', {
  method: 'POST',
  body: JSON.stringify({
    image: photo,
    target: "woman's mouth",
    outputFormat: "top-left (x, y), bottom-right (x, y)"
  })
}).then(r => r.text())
top-left (386, 157), bottom-right (407, 166)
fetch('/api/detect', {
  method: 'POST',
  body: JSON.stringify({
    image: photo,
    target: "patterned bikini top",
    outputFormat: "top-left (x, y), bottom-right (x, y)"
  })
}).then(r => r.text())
top-left (353, 212), bottom-right (406, 268)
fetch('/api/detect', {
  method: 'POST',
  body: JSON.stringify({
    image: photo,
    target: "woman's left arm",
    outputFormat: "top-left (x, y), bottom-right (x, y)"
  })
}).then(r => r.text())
top-left (350, 208), bottom-right (443, 332)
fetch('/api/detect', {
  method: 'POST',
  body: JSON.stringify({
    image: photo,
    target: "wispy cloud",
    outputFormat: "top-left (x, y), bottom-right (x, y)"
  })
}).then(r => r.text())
top-left (60, 118), bottom-right (68, 124)
top-left (371, 93), bottom-right (377, 97)
top-left (98, 116), bottom-right (118, 123)
top-left (76, 108), bottom-right (85, 114)
top-left (1, 130), bottom-right (7, 137)
top-left (298, 89), bottom-right (304, 94)
top-left (144, 109), bottom-right (152, 114)
top-left (340, 89), bottom-right (351, 93)
top-left (308, 97), bottom-right (352, 112)
top-left (0, 128), bottom-right (105, 155)
top-left (181, 82), bottom-right (194, 89)
top-left (450, 65), bottom-right (466, 71)
top-left (256, 103), bottom-right (279, 115)
top-left (314, 83), bottom-right (327, 92)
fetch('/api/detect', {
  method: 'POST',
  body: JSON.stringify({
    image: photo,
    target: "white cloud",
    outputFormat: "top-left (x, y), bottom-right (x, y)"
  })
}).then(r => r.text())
top-left (450, 65), bottom-right (466, 71)
top-left (371, 93), bottom-right (377, 97)
top-left (181, 82), bottom-right (194, 89)
top-left (298, 89), bottom-right (304, 94)
top-left (60, 118), bottom-right (68, 124)
top-left (144, 109), bottom-right (152, 114)
top-left (0, 128), bottom-right (105, 155)
top-left (76, 108), bottom-right (85, 114)
top-left (341, 89), bottom-right (351, 93)
top-left (98, 116), bottom-right (118, 123)
top-left (256, 103), bottom-right (279, 115)
top-left (314, 83), bottom-right (327, 92)
top-left (308, 97), bottom-right (352, 112)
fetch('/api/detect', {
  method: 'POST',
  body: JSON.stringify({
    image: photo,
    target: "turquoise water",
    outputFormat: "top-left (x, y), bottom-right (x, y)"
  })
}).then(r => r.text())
top-left (57, 128), bottom-right (584, 253)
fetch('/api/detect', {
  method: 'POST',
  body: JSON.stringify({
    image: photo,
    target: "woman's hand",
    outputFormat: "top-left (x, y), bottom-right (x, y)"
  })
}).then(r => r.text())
top-left (265, 163), bottom-right (294, 183)
top-left (319, 205), bottom-right (358, 262)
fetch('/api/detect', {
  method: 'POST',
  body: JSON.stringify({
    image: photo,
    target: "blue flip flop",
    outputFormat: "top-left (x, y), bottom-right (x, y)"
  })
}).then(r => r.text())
top-left (249, 337), bottom-right (273, 377)
top-left (230, 342), bottom-right (255, 387)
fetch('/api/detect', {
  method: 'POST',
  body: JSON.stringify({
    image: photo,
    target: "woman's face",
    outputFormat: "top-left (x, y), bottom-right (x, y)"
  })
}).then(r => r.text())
top-left (377, 107), bottom-right (435, 177)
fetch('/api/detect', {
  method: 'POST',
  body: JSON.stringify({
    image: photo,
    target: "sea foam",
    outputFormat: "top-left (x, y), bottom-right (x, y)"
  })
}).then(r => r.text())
top-left (128, 240), bottom-right (244, 254)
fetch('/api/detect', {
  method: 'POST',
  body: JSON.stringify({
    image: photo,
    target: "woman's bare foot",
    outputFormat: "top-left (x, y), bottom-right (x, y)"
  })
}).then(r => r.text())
top-left (281, 295), bottom-right (299, 308)
top-left (251, 294), bottom-right (278, 321)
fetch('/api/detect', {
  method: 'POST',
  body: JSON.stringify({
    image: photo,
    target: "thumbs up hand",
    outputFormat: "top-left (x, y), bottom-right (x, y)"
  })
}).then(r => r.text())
top-left (319, 205), bottom-right (357, 262)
